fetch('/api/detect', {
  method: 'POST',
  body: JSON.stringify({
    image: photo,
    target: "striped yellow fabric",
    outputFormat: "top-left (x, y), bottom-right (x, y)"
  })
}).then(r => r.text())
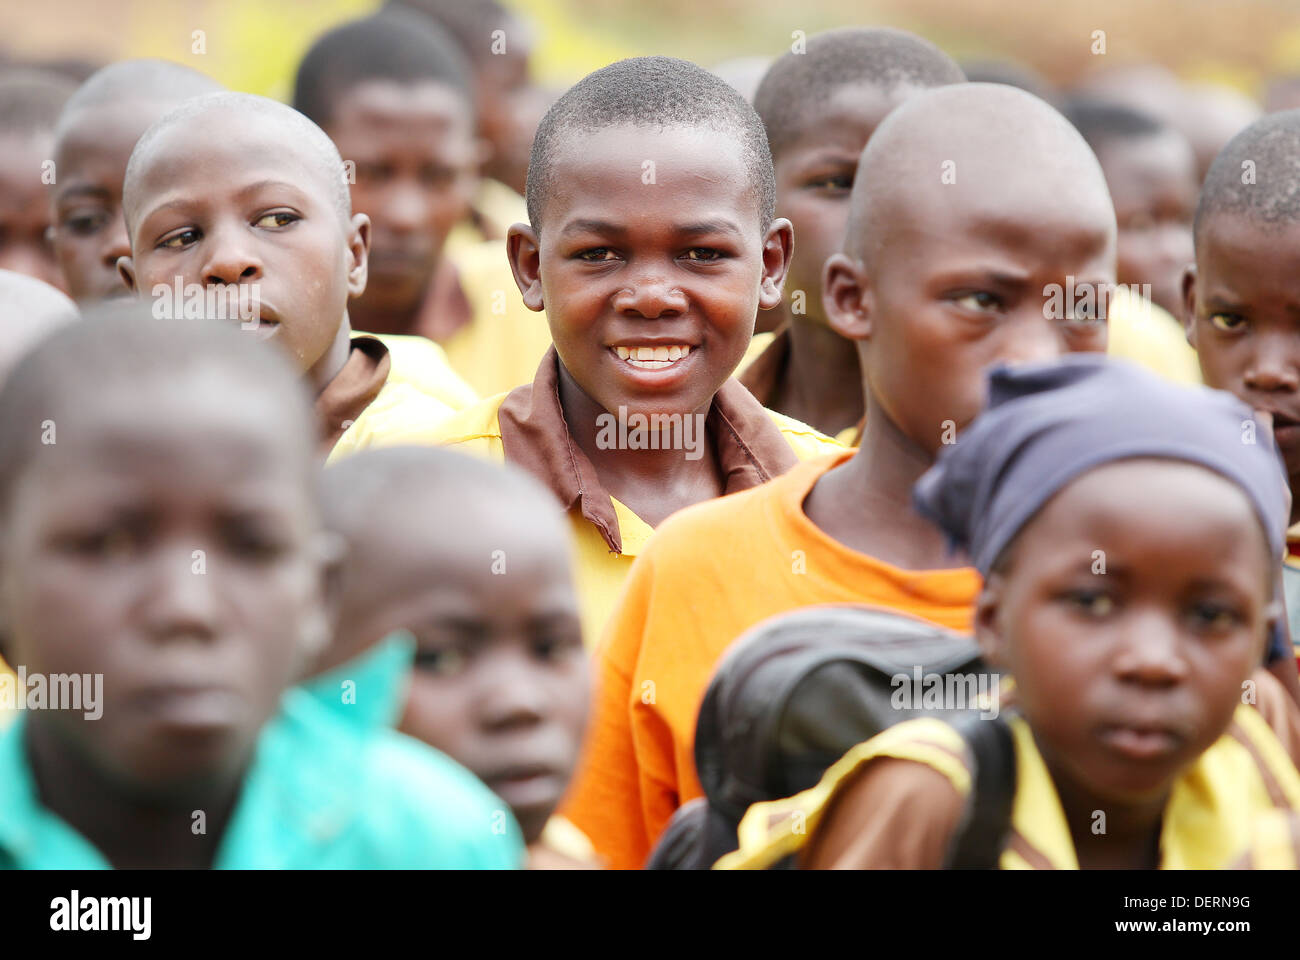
top-left (718, 706), bottom-right (1300, 870)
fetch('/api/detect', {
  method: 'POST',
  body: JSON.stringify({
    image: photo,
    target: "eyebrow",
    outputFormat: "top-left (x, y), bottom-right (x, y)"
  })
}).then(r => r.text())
top-left (55, 184), bottom-right (112, 203)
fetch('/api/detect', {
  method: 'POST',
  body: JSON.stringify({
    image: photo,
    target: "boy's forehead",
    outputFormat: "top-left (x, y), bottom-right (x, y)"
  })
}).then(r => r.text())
top-left (780, 83), bottom-right (921, 157)
top-left (55, 100), bottom-right (172, 172)
top-left (330, 78), bottom-right (472, 130)
top-left (1196, 210), bottom-right (1300, 275)
top-left (544, 123), bottom-right (757, 228)
top-left (130, 108), bottom-right (338, 215)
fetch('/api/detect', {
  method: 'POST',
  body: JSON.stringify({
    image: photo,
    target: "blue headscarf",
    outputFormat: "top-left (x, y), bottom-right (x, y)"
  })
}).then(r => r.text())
top-left (914, 354), bottom-right (1289, 576)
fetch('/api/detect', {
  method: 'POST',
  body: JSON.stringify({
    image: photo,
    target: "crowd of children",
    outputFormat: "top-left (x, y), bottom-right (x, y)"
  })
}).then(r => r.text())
top-left (3, 3), bottom-right (1300, 871)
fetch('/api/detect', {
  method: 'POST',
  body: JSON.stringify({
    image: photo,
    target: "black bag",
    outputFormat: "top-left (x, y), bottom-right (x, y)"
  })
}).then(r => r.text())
top-left (644, 604), bottom-right (1014, 869)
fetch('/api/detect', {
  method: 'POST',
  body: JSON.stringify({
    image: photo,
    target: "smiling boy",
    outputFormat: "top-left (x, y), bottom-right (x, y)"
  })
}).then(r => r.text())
top-left (721, 357), bottom-right (1300, 870)
top-left (116, 92), bottom-right (476, 459)
top-left (739, 28), bottom-right (964, 442)
top-left (564, 83), bottom-right (1118, 868)
top-left (408, 57), bottom-right (842, 645)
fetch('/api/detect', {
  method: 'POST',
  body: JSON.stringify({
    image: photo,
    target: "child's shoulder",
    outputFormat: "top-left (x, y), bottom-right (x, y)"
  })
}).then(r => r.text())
top-left (763, 408), bottom-right (849, 459)
top-left (257, 691), bottom-right (524, 869)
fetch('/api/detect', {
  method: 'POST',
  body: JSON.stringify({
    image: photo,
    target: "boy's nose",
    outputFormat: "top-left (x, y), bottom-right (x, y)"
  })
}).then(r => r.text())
top-left (1244, 337), bottom-right (1300, 393)
top-left (998, 312), bottom-right (1069, 367)
top-left (201, 225), bottom-right (263, 286)
top-left (612, 271), bottom-right (687, 319)
top-left (476, 655), bottom-right (549, 731)
top-left (140, 547), bottom-right (221, 643)
top-left (379, 181), bottom-right (431, 235)
top-left (1112, 610), bottom-right (1188, 687)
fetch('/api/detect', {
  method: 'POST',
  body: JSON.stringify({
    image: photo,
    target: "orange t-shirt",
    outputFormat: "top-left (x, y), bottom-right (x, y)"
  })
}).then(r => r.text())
top-left (561, 451), bottom-right (982, 869)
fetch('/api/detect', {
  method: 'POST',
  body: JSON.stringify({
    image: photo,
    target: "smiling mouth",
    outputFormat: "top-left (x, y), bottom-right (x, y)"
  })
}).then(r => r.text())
top-left (611, 344), bottom-right (694, 370)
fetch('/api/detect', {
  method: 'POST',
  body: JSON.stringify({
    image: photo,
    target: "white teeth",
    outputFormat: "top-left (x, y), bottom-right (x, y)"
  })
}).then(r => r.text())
top-left (613, 345), bottom-right (693, 369)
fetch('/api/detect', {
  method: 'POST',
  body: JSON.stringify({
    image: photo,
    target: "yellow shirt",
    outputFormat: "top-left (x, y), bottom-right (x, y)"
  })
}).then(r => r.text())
top-left (326, 334), bottom-right (477, 464)
top-left (388, 351), bottom-right (845, 646)
top-left (1107, 286), bottom-right (1202, 386)
top-left (434, 240), bottom-right (556, 400)
top-left (720, 706), bottom-right (1300, 870)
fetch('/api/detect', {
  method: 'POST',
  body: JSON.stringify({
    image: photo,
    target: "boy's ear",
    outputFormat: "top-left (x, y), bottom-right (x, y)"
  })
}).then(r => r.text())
top-left (822, 252), bottom-right (872, 341)
top-left (974, 575), bottom-right (1009, 670)
top-left (757, 217), bottom-right (795, 311)
top-left (507, 222), bottom-right (545, 312)
top-left (345, 213), bottom-right (371, 299)
top-left (299, 530), bottom-right (348, 669)
top-left (1180, 264), bottom-right (1198, 347)
top-left (117, 255), bottom-right (137, 294)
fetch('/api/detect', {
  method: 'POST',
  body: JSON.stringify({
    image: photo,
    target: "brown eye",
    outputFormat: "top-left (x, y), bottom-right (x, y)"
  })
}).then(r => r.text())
top-left (254, 212), bottom-right (298, 229)
top-left (1209, 313), bottom-right (1246, 332)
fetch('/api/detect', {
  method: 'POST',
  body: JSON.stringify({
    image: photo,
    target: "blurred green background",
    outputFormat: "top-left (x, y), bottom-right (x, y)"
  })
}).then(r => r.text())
top-left (6, 0), bottom-right (1300, 100)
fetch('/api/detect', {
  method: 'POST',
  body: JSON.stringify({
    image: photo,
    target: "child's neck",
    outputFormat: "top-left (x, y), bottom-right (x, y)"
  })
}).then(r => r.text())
top-left (770, 315), bottom-right (864, 437)
top-left (25, 719), bottom-right (243, 869)
top-left (802, 393), bottom-right (964, 570)
top-left (309, 315), bottom-right (357, 396)
top-left (1038, 738), bottom-right (1169, 870)
top-left (557, 365), bottom-right (724, 529)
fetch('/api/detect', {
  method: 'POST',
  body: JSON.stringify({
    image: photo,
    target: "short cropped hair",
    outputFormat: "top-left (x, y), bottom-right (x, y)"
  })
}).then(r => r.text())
top-left (293, 8), bottom-right (473, 129)
top-left (385, 0), bottom-right (518, 67)
top-left (1194, 108), bottom-right (1300, 241)
top-left (0, 68), bottom-right (77, 136)
top-left (123, 92), bottom-right (353, 231)
top-left (526, 56), bottom-right (775, 231)
top-left (754, 28), bottom-right (965, 159)
top-left (0, 303), bottom-right (314, 517)
top-left (1062, 97), bottom-right (1169, 153)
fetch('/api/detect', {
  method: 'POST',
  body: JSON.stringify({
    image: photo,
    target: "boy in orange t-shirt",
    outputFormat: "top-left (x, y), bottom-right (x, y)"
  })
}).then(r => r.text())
top-left (562, 82), bottom-right (1120, 869)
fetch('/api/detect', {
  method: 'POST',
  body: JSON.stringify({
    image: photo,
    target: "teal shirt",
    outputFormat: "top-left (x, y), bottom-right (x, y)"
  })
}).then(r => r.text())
top-left (299, 630), bottom-right (416, 731)
top-left (0, 688), bottom-right (524, 869)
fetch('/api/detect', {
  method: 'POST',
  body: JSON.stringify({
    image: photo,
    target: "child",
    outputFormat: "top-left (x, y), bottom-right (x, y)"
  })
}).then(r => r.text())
top-left (318, 447), bottom-right (597, 868)
top-left (0, 269), bottom-right (77, 386)
top-left (48, 59), bottom-right (222, 303)
top-left (563, 82), bottom-right (1119, 869)
top-left (407, 57), bottom-right (844, 646)
top-left (293, 10), bottom-right (554, 399)
top-left (739, 28), bottom-right (964, 442)
top-left (0, 308), bottom-right (522, 868)
top-left (0, 69), bottom-right (75, 292)
top-left (388, 0), bottom-right (544, 213)
top-left (721, 356), bottom-right (1300, 870)
top-left (115, 92), bottom-right (477, 460)
top-left (1183, 108), bottom-right (1300, 668)
top-left (0, 269), bottom-right (78, 729)
top-left (1063, 98), bottom-right (1201, 385)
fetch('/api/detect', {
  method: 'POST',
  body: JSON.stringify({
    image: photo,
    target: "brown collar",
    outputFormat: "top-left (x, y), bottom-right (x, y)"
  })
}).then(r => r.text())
top-left (498, 346), bottom-right (798, 553)
top-left (411, 255), bottom-right (474, 343)
top-left (738, 324), bottom-right (791, 407)
top-left (315, 336), bottom-right (391, 456)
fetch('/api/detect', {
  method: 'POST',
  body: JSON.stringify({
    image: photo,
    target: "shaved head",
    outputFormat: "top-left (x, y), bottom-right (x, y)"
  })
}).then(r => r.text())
top-left (0, 270), bottom-right (79, 385)
top-left (847, 83), bottom-right (1114, 264)
top-left (53, 59), bottom-right (220, 140)
top-left (123, 92), bottom-right (352, 234)
top-left (319, 446), bottom-right (574, 671)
